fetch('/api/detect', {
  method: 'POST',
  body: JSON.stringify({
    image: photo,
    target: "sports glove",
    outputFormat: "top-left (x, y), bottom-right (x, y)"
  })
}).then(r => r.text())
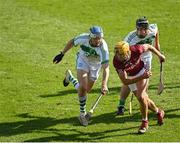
top-left (53, 52), bottom-right (64, 64)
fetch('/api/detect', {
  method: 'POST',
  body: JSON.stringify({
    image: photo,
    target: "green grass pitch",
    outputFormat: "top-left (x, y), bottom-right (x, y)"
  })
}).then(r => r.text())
top-left (0, 0), bottom-right (180, 141)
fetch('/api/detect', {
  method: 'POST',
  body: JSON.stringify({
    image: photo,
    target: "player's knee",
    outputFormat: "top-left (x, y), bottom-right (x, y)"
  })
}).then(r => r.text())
top-left (138, 95), bottom-right (147, 104)
top-left (79, 85), bottom-right (88, 93)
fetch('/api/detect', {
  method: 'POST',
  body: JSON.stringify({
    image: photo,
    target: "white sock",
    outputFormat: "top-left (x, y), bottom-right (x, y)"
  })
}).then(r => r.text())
top-left (75, 83), bottom-right (79, 90)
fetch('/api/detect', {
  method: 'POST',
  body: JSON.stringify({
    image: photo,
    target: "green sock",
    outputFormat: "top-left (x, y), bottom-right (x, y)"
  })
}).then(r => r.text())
top-left (119, 99), bottom-right (125, 107)
top-left (79, 96), bottom-right (87, 113)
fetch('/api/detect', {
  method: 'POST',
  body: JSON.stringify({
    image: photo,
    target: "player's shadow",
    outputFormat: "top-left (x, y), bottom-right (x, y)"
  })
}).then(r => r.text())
top-left (89, 107), bottom-right (180, 126)
top-left (39, 82), bottom-right (180, 98)
top-left (0, 113), bottom-right (137, 142)
top-left (149, 82), bottom-right (180, 90)
top-left (39, 87), bottom-right (118, 98)
top-left (39, 89), bottom-right (77, 98)
top-left (24, 126), bottom-right (139, 142)
top-left (0, 113), bottom-right (78, 137)
top-left (0, 108), bottom-right (179, 142)
top-left (161, 108), bottom-right (180, 119)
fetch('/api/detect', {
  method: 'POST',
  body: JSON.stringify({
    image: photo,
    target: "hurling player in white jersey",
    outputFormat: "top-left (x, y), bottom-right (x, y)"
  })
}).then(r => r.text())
top-left (53, 26), bottom-right (109, 126)
top-left (117, 16), bottom-right (161, 115)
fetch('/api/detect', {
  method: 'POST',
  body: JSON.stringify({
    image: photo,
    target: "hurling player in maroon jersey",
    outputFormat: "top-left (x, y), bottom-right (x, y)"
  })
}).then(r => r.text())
top-left (113, 41), bottom-right (165, 134)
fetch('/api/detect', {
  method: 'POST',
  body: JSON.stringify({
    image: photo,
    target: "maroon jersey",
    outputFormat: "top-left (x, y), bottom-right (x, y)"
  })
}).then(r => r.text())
top-left (113, 45), bottom-right (145, 76)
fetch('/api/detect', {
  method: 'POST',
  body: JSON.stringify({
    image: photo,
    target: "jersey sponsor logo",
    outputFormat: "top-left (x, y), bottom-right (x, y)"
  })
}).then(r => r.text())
top-left (136, 36), bottom-right (155, 44)
top-left (80, 45), bottom-right (99, 57)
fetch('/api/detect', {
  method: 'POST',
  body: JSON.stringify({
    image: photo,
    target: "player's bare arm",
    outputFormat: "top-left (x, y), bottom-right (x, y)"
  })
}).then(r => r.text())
top-left (61, 39), bottom-right (74, 54)
top-left (118, 69), bottom-right (152, 85)
top-left (155, 31), bottom-right (160, 51)
top-left (53, 39), bottom-right (74, 64)
top-left (101, 63), bottom-right (109, 95)
top-left (143, 44), bottom-right (165, 62)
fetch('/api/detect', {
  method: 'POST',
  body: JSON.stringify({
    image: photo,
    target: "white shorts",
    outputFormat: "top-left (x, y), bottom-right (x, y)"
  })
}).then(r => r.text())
top-left (128, 68), bottom-right (146, 91)
top-left (76, 55), bottom-right (101, 81)
top-left (141, 51), bottom-right (152, 70)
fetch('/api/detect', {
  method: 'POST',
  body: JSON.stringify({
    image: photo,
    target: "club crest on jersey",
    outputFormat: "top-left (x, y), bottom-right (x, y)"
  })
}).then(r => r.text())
top-left (81, 45), bottom-right (98, 57)
top-left (137, 38), bottom-right (154, 44)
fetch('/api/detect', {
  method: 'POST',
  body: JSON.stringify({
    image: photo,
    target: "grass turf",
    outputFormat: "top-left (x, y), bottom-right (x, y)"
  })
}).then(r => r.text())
top-left (0, 0), bottom-right (180, 141)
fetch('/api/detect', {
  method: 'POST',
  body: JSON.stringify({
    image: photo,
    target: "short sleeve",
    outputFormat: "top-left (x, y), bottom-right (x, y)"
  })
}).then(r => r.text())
top-left (73, 33), bottom-right (89, 47)
top-left (100, 40), bottom-right (109, 64)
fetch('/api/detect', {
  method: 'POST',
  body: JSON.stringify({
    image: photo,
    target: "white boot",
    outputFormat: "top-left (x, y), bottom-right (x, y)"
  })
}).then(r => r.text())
top-left (78, 113), bottom-right (88, 126)
top-left (63, 69), bottom-right (72, 87)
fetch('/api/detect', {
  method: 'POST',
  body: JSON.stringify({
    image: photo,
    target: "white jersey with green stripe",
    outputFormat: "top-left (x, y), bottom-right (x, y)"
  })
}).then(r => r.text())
top-left (124, 24), bottom-right (158, 59)
top-left (124, 24), bottom-right (158, 45)
top-left (73, 33), bottom-right (109, 64)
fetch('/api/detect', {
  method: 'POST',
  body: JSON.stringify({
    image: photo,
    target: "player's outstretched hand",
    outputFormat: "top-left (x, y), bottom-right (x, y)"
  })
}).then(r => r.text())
top-left (159, 54), bottom-right (165, 63)
top-left (101, 85), bottom-right (109, 95)
top-left (53, 52), bottom-right (64, 64)
top-left (142, 70), bottom-right (152, 79)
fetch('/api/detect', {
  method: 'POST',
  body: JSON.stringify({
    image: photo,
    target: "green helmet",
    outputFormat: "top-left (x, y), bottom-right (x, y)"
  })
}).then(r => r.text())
top-left (136, 16), bottom-right (149, 29)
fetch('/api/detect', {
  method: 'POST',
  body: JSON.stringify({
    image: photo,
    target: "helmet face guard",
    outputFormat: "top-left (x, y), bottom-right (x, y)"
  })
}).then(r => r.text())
top-left (89, 26), bottom-right (104, 38)
top-left (136, 16), bottom-right (149, 29)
